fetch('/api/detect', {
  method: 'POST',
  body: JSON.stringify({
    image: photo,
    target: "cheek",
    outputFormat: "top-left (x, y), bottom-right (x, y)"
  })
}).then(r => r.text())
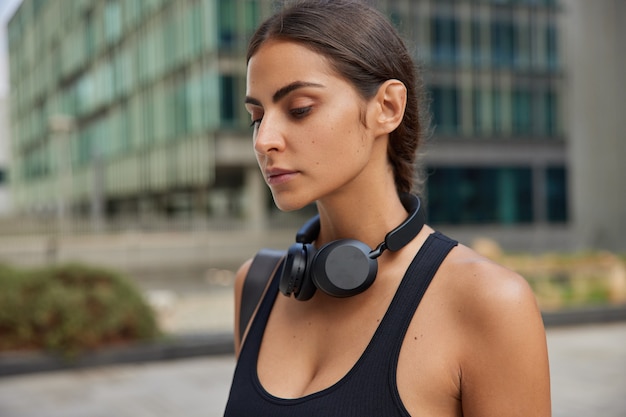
top-left (303, 98), bottom-right (369, 167)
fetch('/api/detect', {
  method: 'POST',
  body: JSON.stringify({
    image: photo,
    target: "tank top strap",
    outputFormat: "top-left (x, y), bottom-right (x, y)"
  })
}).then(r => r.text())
top-left (239, 258), bottom-right (284, 359)
top-left (363, 232), bottom-right (458, 367)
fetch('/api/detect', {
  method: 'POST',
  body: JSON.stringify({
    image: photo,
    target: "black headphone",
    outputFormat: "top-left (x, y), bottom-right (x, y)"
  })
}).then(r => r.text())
top-left (279, 193), bottom-right (425, 301)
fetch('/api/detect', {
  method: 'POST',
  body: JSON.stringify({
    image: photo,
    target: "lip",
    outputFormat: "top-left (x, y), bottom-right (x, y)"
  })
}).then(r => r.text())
top-left (265, 168), bottom-right (299, 186)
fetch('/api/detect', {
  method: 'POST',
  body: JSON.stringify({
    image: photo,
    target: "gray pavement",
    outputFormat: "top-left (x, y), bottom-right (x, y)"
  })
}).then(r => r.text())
top-left (0, 323), bottom-right (624, 416)
top-left (0, 355), bottom-right (236, 417)
top-left (548, 323), bottom-right (626, 417)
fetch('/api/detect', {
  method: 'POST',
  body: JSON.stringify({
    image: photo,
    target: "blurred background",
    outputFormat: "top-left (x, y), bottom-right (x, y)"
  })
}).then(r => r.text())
top-left (1, 0), bottom-right (625, 330)
top-left (0, 0), bottom-right (625, 331)
top-left (0, 1), bottom-right (624, 416)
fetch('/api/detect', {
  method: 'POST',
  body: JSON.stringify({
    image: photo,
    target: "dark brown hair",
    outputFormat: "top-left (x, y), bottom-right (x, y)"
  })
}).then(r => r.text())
top-left (247, 0), bottom-right (429, 195)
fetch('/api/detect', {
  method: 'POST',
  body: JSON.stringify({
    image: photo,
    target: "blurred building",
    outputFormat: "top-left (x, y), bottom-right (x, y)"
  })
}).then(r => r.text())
top-left (0, 0), bottom-right (11, 216)
top-left (0, 93), bottom-right (9, 215)
top-left (379, 0), bottom-right (569, 251)
top-left (3, 0), bottom-right (620, 251)
top-left (6, 0), bottom-right (276, 231)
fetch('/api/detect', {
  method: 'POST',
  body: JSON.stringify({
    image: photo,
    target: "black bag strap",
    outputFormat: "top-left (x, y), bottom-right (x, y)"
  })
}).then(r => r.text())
top-left (239, 248), bottom-right (285, 342)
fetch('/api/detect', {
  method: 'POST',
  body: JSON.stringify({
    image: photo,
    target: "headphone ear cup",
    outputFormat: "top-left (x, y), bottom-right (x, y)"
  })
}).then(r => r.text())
top-left (294, 244), bottom-right (317, 301)
top-left (279, 243), bottom-right (307, 297)
top-left (279, 243), bottom-right (318, 301)
top-left (311, 239), bottom-right (378, 298)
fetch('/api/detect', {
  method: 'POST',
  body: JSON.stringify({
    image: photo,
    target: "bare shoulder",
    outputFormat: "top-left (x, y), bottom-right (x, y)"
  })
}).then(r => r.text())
top-left (437, 243), bottom-right (551, 416)
top-left (442, 243), bottom-right (540, 328)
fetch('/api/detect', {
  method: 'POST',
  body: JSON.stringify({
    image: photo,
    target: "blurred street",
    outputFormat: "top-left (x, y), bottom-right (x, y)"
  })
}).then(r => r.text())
top-left (0, 322), bottom-right (624, 417)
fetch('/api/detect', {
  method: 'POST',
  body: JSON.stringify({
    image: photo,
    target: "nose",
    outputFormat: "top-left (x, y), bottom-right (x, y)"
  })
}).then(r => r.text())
top-left (253, 115), bottom-right (285, 155)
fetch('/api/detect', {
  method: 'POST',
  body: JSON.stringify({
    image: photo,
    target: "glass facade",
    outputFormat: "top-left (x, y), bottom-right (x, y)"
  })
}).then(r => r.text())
top-left (7, 0), bottom-right (269, 220)
top-left (6, 0), bottom-right (567, 228)
top-left (427, 164), bottom-right (568, 225)
top-left (427, 167), bottom-right (534, 225)
top-left (378, 0), bottom-right (567, 225)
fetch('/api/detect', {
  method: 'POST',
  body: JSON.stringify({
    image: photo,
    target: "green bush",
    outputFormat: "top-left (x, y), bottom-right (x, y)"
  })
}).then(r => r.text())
top-left (0, 263), bottom-right (160, 356)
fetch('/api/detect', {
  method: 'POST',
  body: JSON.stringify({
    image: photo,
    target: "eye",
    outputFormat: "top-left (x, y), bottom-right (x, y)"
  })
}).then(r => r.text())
top-left (250, 118), bottom-right (262, 129)
top-left (290, 106), bottom-right (312, 119)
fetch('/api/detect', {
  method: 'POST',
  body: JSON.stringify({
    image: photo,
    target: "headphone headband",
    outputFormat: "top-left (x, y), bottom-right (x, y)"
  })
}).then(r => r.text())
top-left (296, 193), bottom-right (424, 254)
top-left (383, 193), bottom-right (424, 252)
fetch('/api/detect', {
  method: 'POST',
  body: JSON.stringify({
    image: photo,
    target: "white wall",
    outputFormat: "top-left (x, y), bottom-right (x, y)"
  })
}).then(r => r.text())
top-left (562, 0), bottom-right (626, 251)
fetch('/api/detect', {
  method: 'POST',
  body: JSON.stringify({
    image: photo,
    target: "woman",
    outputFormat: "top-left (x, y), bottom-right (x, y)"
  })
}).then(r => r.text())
top-left (225, 1), bottom-right (551, 416)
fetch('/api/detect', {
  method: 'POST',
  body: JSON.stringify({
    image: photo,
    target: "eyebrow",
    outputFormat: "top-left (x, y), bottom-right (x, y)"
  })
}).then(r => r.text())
top-left (245, 81), bottom-right (325, 107)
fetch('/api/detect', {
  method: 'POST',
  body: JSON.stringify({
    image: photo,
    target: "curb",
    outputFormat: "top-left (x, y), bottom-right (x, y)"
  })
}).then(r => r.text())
top-left (0, 332), bottom-right (234, 378)
top-left (2, 305), bottom-right (626, 378)
top-left (541, 304), bottom-right (626, 327)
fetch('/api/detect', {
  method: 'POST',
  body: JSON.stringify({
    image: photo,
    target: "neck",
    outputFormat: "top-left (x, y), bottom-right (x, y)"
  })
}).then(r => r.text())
top-left (314, 186), bottom-right (411, 251)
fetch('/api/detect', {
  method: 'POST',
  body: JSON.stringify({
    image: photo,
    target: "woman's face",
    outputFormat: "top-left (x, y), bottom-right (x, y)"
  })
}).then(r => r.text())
top-left (246, 40), bottom-right (379, 212)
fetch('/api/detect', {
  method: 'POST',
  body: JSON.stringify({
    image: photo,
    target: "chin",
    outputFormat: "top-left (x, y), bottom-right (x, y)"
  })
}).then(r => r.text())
top-left (272, 199), bottom-right (304, 213)
top-left (271, 192), bottom-right (312, 213)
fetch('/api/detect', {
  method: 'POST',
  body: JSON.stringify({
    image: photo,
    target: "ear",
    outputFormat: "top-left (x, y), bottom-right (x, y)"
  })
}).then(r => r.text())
top-left (368, 79), bottom-right (407, 136)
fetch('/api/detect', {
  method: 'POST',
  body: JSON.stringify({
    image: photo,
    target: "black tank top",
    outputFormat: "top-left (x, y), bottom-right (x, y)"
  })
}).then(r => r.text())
top-left (224, 232), bottom-right (458, 416)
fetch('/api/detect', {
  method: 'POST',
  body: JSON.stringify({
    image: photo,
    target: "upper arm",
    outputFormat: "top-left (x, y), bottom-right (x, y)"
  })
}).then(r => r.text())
top-left (457, 263), bottom-right (551, 417)
top-left (233, 258), bottom-right (254, 356)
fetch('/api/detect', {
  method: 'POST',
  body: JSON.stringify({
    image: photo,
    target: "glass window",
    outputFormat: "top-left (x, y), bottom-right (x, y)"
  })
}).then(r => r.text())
top-left (175, 79), bottom-right (189, 136)
top-left (243, 0), bottom-right (260, 39)
top-left (119, 103), bottom-right (131, 153)
top-left (544, 90), bottom-right (558, 136)
top-left (515, 23), bottom-right (531, 69)
top-left (154, 84), bottom-right (168, 143)
top-left (129, 95), bottom-right (144, 149)
top-left (189, 2), bottom-right (204, 56)
top-left (78, 124), bottom-right (94, 166)
top-left (85, 11), bottom-right (96, 59)
top-left (112, 53), bottom-right (123, 98)
top-left (491, 21), bottom-right (516, 67)
top-left (101, 61), bottom-right (114, 106)
top-left (471, 20), bottom-right (483, 67)
top-left (218, 0), bottom-right (237, 49)
top-left (431, 86), bottom-right (459, 135)
top-left (431, 17), bottom-right (459, 65)
top-left (97, 115), bottom-right (112, 158)
top-left (545, 23), bottom-right (559, 70)
top-left (163, 14), bottom-right (176, 72)
top-left (77, 73), bottom-right (94, 114)
top-left (117, 46), bottom-right (135, 94)
top-left (145, 25), bottom-right (159, 82)
top-left (427, 166), bottom-right (534, 225)
top-left (187, 74), bottom-right (204, 133)
top-left (220, 75), bottom-right (237, 125)
top-left (203, 71), bottom-right (220, 130)
top-left (164, 83), bottom-right (176, 140)
top-left (104, 0), bottom-right (122, 44)
top-left (136, 30), bottom-right (148, 83)
top-left (512, 89), bottom-right (532, 135)
top-left (124, 0), bottom-right (141, 30)
top-left (176, 5), bottom-right (191, 64)
top-left (472, 88), bottom-right (493, 136)
top-left (491, 89), bottom-right (503, 134)
top-left (143, 89), bottom-right (155, 144)
top-left (546, 166), bottom-right (567, 222)
top-left (201, 0), bottom-right (218, 51)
